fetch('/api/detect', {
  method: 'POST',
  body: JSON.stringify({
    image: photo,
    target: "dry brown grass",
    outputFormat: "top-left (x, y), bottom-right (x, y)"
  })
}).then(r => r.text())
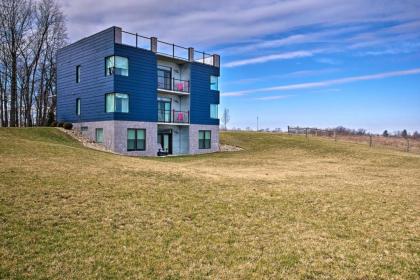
top-left (0, 128), bottom-right (419, 279)
top-left (301, 132), bottom-right (420, 154)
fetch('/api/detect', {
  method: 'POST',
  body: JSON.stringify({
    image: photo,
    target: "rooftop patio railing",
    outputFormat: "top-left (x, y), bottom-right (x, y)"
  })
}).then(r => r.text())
top-left (119, 30), bottom-right (219, 67)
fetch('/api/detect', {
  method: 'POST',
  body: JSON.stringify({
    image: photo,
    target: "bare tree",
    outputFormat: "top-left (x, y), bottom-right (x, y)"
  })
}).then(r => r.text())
top-left (0, 0), bottom-right (66, 127)
top-left (221, 108), bottom-right (230, 130)
top-left (0, 0), bottom-right (32, 126)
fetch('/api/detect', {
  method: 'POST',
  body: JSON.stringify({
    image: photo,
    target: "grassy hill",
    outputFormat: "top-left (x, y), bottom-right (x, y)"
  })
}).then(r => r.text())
top-left (0, 128), bottom-right (419, 279)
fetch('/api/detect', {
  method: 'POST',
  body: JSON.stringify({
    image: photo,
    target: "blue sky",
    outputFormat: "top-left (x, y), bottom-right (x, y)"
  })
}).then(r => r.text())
top-left (60, 0), bottom-right (420, 133)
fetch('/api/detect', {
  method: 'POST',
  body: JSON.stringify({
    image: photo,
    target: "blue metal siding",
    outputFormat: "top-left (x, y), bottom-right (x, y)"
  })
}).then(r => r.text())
top-left (113, 44), bottom-right (158, 122)
top-left (190, 63), bottom-right (220, 125)
top-left (57, 26), bottom-right (220, 125)
top-left (57, 27), bottom-right (115, 122)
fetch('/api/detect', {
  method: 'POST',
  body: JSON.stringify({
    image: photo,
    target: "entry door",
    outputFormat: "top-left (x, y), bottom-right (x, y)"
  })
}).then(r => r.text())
top-left (158, 133), bottom-right (172, 154)
top-left (158, 68), bottom-right (172, 90)
top-left (158, 100), bottom-right (171, 122)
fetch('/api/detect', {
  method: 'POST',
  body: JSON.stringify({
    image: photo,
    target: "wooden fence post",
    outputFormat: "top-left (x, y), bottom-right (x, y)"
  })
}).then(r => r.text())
top-left (369, 135), bottom-right (372, 147)
top-left (287, 126), bottom-right (290, 134)
top-left (334, 130), bottom-right (337, 142)
top-left (407, 138), bottom-right (410, 152)
top-left (305, 128), bottom-right (308, 139)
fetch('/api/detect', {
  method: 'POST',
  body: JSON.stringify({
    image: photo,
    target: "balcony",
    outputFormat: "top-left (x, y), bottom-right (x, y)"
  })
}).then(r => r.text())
top-left (158, 76), bottom-right (190, 94)
top-left (158, 110), bottom-right (189, 124)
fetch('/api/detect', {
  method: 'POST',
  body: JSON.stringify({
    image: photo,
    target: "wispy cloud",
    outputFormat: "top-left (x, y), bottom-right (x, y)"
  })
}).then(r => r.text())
top-left (222, 68), bottom-right (420, 97)
top-left (218, 25), bottom-right (369, 56)
top-left (255, 95), bottom-right (294, 101)
top-left (223, 68), bottom-right (340, 86)
top-left (224, 49), bottom-right (325, 68)
top-left (59, 0), bottom-right (420, 49)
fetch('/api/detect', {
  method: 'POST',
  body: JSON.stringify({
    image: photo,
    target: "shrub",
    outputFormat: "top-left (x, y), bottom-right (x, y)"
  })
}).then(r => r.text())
top-left (57, 122), bottom-right (64, 127)
top-left (63, 122), bottom-right (73, 130)
top-left (50, 121), bottom-right (57, 127)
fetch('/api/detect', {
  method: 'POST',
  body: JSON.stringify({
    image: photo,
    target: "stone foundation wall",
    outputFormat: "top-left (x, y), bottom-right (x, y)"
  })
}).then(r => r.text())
top-left (73, 120), bottom-right (158, 156)
top-left (189, 124), bottom-right (219, 154)
top-left (73, 121), bottom-right (219, 156)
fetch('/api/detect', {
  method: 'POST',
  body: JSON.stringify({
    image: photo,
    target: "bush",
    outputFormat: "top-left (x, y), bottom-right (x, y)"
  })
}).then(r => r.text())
top-left (63, 122), bottom-right (73, 130)
top-left (50, 121), bottom-right (57, 127)
top-left (57, 122), bottom-right (64, 127)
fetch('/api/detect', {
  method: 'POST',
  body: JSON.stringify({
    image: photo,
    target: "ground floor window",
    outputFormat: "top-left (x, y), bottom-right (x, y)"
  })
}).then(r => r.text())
top-left (198, 130), bottom-right (211, 149)
top-left (96, 128), bottom-right (104, 143)
top-left (127, 129), bottom-right (146, 151)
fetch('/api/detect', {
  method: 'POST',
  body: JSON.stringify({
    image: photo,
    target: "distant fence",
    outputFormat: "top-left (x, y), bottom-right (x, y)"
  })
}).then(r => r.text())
top-left (287, 126), bottom-right (420, 154)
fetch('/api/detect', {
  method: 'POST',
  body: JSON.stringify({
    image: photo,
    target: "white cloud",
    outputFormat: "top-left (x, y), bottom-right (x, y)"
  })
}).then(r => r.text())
top-left (224, 50), bottom-right (321, 68)
top-left (222, 68), bottom-right (420, 97)
top-left (58, 0), bottom-right (420, 51)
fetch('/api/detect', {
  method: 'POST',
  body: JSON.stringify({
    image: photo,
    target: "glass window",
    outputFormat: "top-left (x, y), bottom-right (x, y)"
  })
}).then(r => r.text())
top-left (76, 98), bottom-right (81, 115)
top-left (81, 126), bottom-right (88, 131)
top-left (210, 75), bottom-right (218, 91)
top-left (96, 128), bottom-right (104, 143)
top-left (210, 104), bottom-right (218, 119)
top-left (76, 65), bottom-right (81, 83)
top-left (198, 130), bottom-right (211, 149)
top-left (127, 129), bottom-right (146, 151)
top-left (105, 93), bottom-right (129, 113)
top-left (106, 56), bottom-right (128, 76)
top-left (127, 129), bottom-right (136, 150)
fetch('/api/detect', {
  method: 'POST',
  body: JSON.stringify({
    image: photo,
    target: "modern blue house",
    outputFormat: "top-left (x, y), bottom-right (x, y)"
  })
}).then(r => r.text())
top-left (57, 27), bottom-right (220, 156)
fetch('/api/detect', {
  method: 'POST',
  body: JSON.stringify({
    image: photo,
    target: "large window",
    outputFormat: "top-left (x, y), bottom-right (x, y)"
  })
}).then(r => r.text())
top-left (106, 93), bottom-right (129, 113)
top-left (210, 75), bottom-right (219, 91)
top-left (76, 98), bottom-right (81, 115)
top-left (210, 104), bottom-right (218, 119)
top-left (106, 56), bottom-right (129, 76)
top-left (127, 129), bottom-right (146, 151)
top-left (96, 128), bottom-right (104, 143)
top-left (76, 65), bottom-right (81, 83)
top-left (198, 130), bottom-right (211, 149)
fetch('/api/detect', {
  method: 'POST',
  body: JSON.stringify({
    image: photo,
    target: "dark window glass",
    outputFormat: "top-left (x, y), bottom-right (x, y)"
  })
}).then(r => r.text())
top-left (198, 130), bottom-right (211, 149)
top-left (76, 65), bottom-right (81, 83)
top-left (157, 66), bottom-right (172, 90)
top-left (127, 129), bottom-right (146, 151)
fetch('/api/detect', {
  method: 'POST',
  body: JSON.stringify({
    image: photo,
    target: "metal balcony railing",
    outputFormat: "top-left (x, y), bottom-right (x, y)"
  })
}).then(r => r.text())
top-left (158, 110), bottom-right (189, 124)
top-left (157, 75), bottom-right (190, 93)
top-left (120, 30), bottom-right (219, 67)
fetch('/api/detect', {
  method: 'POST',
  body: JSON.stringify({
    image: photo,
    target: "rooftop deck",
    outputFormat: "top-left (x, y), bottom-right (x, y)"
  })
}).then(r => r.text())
top-left (115, 27), bottom-right (220, 67)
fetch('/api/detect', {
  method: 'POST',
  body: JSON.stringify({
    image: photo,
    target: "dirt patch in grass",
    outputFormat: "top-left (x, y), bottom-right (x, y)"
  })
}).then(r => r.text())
top-left (219, 144), bottom-right (244, 152)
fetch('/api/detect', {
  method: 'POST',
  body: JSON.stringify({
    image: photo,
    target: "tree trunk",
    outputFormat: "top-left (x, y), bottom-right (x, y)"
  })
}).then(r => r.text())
top-left (10, 52), bottom-right (18, 127)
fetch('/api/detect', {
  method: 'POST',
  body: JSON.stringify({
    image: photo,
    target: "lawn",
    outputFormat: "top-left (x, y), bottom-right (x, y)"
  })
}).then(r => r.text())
top-left (0, 128), bottom-right (419, 279)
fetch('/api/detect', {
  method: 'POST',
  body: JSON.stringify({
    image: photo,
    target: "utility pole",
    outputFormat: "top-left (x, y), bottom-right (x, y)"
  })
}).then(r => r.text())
top-left (257, 116), bottom-right (259, 131)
